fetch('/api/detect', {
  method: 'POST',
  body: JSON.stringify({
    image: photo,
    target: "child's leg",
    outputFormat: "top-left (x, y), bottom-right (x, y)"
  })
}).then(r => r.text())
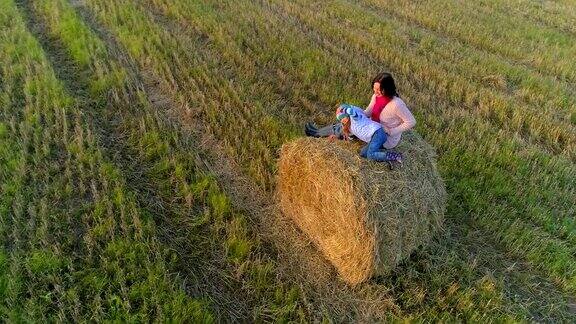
top-left (332, 123), bottom-right (344, 138)
top-left (304, 123), bottom-right (318, 137)
top-left (304, 122), bottom-right (343, 138)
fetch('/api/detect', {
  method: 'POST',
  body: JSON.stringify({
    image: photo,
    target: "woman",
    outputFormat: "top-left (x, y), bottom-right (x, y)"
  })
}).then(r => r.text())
top-left (305, 73), bottom-right (416, 149)
top-left (364, 72), bottom-right (416, 149)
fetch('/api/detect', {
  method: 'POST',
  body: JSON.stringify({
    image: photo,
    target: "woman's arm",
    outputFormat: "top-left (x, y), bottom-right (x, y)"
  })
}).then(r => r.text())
top-left (364, 94), bottom-right (376, 117)
top-left (385, 100), bottom-right (416, 136)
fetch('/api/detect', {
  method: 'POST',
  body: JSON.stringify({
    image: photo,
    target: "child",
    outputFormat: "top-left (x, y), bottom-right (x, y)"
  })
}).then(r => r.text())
top-left (305, 72), bottom-right (415, 150)
top-left (334, 104), bottom-right (402, 163)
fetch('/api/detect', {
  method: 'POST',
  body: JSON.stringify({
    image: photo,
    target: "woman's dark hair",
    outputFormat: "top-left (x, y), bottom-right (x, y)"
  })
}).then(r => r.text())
top-left (372, 72), bottom-right (398, 98)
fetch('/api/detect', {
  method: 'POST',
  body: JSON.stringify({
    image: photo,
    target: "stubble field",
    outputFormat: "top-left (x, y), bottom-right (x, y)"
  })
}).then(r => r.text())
top-left (1, 0), bottom-right (575, 322)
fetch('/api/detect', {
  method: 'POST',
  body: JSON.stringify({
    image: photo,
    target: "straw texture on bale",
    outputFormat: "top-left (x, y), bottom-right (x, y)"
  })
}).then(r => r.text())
top-left (277, 132), bottom-right (446, 285)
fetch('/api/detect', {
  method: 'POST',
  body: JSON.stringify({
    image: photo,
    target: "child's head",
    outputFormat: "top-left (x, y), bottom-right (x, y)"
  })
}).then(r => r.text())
top-left (335, 105), bottom-right (350, 126)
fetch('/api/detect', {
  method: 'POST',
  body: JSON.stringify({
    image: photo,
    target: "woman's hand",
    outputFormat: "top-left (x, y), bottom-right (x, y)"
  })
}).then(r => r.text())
top-left (383, 126), bottom-right (391, 134)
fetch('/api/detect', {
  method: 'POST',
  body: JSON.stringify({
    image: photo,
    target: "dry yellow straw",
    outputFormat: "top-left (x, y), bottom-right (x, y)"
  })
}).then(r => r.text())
top-left (277, 132), bottom-right (446, 285)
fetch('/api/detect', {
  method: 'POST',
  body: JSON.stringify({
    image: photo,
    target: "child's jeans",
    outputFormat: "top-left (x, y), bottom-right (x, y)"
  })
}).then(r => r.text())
top-left (304, 122), bottom-right (344, 138)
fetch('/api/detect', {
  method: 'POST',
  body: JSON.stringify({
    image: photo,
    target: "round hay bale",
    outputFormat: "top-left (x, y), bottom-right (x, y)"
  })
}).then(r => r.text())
top-left (277, 131), bottom-right (446, 285)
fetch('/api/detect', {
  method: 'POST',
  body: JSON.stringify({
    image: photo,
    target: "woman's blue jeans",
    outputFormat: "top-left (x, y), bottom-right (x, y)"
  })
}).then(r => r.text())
top-left (360, 128), bottom-right (389, 161)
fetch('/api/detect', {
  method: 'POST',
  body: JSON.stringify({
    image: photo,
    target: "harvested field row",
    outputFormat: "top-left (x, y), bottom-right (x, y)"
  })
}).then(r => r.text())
top-left (366, 0), bottom-right (576, 83)
top-left (0, 0), bottom-right (213, 320)
top-left (136, 0), bottom-right (573, 280)
top-left (75, 0), bottom-right (569, 296)
top-left (1, 0), bottom-right (575, 321)
top-left (1, 0), bottom-right (306, 321)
